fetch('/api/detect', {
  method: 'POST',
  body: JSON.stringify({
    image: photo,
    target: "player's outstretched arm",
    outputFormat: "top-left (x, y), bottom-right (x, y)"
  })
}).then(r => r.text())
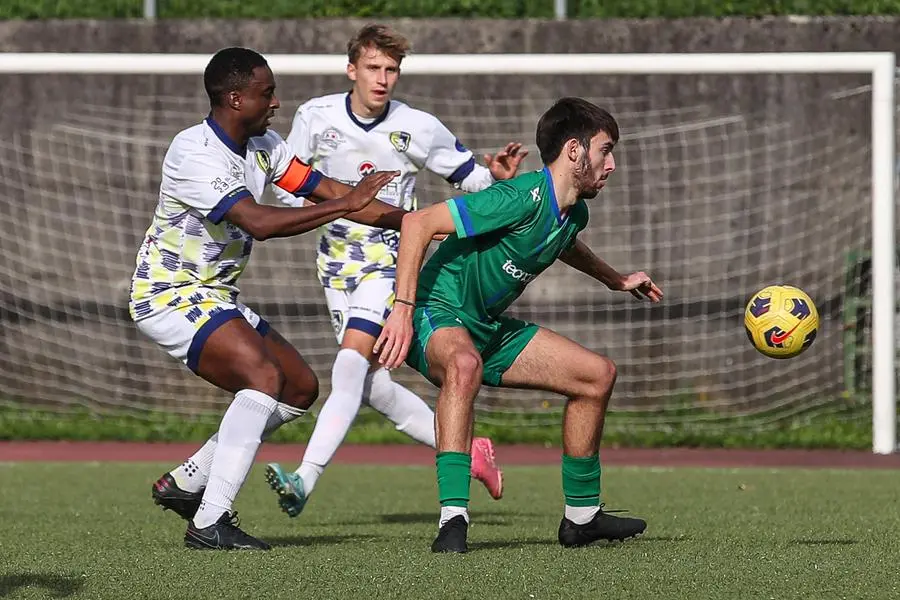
top-left (427, 116), bottom-right (526, 191)
top-left (374, 203), bottom-right (458, 370)
top-left (224, 171), bottom-right (398, 241)
top-left (483, 142), bottom-right (529, 181)
top-left (559, 238), bottom-right (663, 302)
top-left (303, 176), bottom-right (407, 231)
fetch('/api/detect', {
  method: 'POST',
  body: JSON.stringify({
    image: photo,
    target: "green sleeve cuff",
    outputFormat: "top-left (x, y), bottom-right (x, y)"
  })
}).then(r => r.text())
top-left (446, 197), bottom-right (474, 238)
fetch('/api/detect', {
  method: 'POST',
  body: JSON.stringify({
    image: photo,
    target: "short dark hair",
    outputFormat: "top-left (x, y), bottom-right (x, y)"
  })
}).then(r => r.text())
top-left (347, 24), bottom-right (410, 65)
top-left (204, 47), bottom-right (269, 107)
top-left (535, 97), bottom-right (620, 164)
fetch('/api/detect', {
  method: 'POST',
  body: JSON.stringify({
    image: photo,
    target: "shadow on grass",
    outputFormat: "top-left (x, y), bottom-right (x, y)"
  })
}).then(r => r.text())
top-left (0, 574), bottom-right (84, 598)
top-left (331, 511), bottom-right (542, 527)
top-left (467, 538), bottom-right (560, 551)
top-left (267, 533), bottom-right (379, 548)
top-left (469, 534), bottom-right (684, 551)
top-left (790, 539), bottom-right (858, 546)
top-left (375, 511), bottom-right (544, 526)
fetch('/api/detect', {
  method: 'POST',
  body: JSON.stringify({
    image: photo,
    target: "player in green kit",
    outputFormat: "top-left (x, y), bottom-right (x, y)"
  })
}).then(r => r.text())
top-left (374, 97), bottom-right (663, 553)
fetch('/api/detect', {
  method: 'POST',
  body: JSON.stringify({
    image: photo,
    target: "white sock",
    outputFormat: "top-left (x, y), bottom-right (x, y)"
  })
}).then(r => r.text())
top-left (171, 436), bottom-right (217, 493)
top-left (439, 506), bottom-right (469, 527)
top-left (295, 349), bottom-right (369, 496)
top-left (170, 402), bottom-right (305, 493)
top-left (192, 389), bottom-right (277, 529)
top-left (365, 368), bottom-right (436, 448)
top-left (565, 505), bottom-right (600, 525)
top-left (263, 402), bottom-right (307, 439)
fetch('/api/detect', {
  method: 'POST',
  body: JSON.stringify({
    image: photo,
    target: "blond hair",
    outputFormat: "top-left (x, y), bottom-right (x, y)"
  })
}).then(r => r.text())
top-left (347, 24), bottom-right (410, 65)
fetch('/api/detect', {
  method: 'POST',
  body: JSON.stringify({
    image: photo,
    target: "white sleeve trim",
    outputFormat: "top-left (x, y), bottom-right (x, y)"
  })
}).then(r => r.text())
top-left (456, 164), bottom-right (495, 193)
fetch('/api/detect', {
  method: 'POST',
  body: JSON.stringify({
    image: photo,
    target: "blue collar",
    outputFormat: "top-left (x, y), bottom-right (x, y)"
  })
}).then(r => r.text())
top-left (205, 115), bottom-right (246, 158)
top-left (345, 93), bottom-right (390, 132)
top-left (542, 167), bottom-right (565, 225)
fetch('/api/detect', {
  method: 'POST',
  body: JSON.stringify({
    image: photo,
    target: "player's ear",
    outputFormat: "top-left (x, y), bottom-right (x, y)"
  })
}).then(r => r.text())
top-left (346, 62), bottom-right (358, 82)
top-left (227, 90), bottom-right (241, 111)
top-left (565, 138), bottom-right (581, 163)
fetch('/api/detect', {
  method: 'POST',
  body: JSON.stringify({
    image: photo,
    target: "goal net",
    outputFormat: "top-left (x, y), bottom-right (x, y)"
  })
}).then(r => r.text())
top-left (0, 54), bottom-right (896, 446)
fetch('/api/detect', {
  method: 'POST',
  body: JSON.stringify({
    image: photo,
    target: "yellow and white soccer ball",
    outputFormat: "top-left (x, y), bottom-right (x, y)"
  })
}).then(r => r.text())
top-left (744, 285), bottom-right (819, 359)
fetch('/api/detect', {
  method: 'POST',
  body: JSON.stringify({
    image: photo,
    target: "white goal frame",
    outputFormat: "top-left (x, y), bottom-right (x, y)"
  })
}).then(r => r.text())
top-left (3, 51), bottom-right (896, 453)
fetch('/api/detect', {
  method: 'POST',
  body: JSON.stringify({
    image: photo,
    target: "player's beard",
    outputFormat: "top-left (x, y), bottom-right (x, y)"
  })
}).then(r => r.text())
top-left (574, 152), bottom-right (601, 200)
top-left (250, 119), bottom-right (268, 137)
top-left (246, 112), bottom-right (271, 137)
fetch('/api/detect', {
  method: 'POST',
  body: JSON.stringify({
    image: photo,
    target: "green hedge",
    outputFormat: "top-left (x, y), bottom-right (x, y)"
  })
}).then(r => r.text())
top-left (0, 406), bottom-right (875, 449)
top-left (3, 0), bottom-right (900, 19)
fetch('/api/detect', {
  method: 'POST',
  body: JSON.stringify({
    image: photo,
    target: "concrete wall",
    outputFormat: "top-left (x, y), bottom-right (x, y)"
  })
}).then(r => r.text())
top-left (0, 17), bottom-right (894, 418)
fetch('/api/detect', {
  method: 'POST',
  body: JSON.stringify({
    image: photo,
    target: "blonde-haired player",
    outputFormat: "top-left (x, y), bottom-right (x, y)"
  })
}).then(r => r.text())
top-left (266, 24), bottom-right (527, 516)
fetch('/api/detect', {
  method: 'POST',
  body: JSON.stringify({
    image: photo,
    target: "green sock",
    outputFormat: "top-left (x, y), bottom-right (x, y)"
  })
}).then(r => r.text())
top-left (436, 451), bottom-right (471, 508)
top-left (562, 453), bottom-right (601, 507)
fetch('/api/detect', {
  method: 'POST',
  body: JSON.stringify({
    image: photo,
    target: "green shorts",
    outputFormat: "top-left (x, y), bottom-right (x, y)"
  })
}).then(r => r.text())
top-left (405, 303), bottom-right (539, 387)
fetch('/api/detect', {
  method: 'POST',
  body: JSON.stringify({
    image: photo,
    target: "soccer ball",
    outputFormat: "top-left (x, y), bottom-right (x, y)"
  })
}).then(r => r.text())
top-left (744, 285), bottom-right (819, 359)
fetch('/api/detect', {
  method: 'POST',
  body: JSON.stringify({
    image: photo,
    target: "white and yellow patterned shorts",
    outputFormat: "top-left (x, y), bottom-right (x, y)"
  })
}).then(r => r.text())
top-left (134, 296), bottom-right (269, 373)
top-left (322, 276), bottom-right (395, 343)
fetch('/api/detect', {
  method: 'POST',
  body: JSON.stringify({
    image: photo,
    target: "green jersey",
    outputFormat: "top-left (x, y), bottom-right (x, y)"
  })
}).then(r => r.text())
top-left (417, 168), bottom-right (589, 321)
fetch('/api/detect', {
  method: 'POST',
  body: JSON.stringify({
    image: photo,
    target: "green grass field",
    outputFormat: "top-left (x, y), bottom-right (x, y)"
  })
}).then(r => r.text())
top-left (1, 462), bottom-right (899, 599)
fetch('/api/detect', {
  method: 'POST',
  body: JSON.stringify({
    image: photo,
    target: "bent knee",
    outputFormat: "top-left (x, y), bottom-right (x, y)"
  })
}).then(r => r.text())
top-left (445, 350), bottom-right (483, 390)
top-left (238, 358), bottom-right (286, 399)
top-left (581, 356), bottom-right (617, 401)
top-left (281, 371), bottom-right (320, 410)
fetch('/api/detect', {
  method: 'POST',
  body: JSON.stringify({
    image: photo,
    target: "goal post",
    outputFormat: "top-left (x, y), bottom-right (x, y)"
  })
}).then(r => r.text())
top-left (1, 52), bottom-right (895, 453)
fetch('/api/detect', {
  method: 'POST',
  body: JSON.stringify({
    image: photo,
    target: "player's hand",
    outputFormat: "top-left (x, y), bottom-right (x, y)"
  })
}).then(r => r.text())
top-left (484, 142), bottom-right (529, 181)
top-left (432, 233), bottom-right (448, 242)
top-left (617, 271), bottom-right (663, 303)
top-left (344, 170), bottom-right (400, 212)
top-left (374, 305), bottom-right (415, 370)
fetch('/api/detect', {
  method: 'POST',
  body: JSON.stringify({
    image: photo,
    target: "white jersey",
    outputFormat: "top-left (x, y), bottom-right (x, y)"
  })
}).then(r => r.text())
top-left (129, 117), bottom-right (320, 321)
top-left (277, 92), bottom-right (494, 290)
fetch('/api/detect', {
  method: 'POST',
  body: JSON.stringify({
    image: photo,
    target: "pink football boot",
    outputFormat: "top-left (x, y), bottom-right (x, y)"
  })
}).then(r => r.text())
top-left (470, 437), bottom-right (504, 500)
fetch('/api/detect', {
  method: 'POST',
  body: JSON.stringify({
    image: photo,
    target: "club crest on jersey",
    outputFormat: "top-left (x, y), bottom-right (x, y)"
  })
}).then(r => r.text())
top-left (255, 150), bottom-right (271, 173)
top-left (389, 131), bottom-right (411, 153)
top-left (330, 310), bottom-right (344, 336)
top-left (319, 127), bottom-right (345, 150)
top-left (380, 229), bottom-right (400, 249)
top-left (358, 161), bottom-right (377, 177)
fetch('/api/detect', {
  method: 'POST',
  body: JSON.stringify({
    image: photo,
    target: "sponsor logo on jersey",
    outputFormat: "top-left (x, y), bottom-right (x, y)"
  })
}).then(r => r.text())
top-left (358, 161), bottom-right (377, 177)
top-left (255, 150), bottom-right (271, 173)
top-left (389, 131), bottom-right (411, 153)
top-left (531, 187), bottom-right (541, 202)
top-left (502, 259), bottom-right (537, 284)
top-left (320, 127), bottom-right (345, 150)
